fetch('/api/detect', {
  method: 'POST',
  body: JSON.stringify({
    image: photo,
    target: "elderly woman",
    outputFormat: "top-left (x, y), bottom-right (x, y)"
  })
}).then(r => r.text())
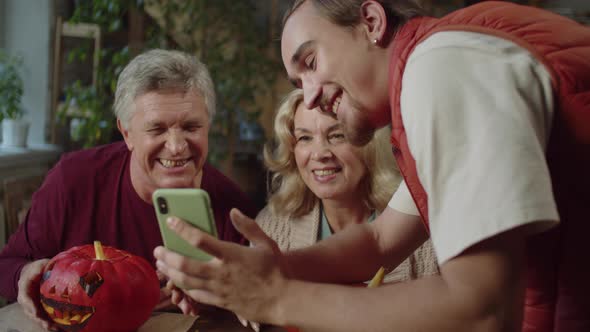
top-left (257, 89), bottom-right (437, 283)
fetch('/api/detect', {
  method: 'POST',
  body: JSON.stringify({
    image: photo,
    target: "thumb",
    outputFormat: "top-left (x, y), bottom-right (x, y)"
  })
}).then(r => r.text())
top-left (230, 208), bottom-right (274, 248)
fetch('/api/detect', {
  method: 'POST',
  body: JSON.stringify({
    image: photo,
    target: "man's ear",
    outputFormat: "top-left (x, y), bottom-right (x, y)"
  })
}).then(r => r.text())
top-left (359, 0), bottom-right (388, 44)
top-left (117, 119), bottom-right (133, 151)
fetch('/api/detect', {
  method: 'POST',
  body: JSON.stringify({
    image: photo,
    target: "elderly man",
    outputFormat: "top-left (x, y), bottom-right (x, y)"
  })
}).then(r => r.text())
top-left (0, 49), bottom-right (257, 329)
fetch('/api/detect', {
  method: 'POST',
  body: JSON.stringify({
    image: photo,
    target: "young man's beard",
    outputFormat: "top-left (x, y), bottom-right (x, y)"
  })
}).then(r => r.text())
top-left (341, 112), bottom-right (376, 147)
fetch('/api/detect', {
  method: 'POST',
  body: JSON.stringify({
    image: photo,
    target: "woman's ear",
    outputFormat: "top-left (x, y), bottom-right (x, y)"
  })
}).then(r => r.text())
top-left (359, 0), bottom-right (388, 45)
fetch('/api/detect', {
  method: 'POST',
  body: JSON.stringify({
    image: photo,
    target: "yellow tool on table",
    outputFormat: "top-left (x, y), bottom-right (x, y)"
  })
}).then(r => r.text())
top-left (367, 266), bottom-right (385, 288)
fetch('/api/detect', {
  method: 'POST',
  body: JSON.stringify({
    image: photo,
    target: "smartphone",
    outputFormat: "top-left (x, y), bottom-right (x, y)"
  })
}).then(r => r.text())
top-left (152, 188), bottom-right (218, 261)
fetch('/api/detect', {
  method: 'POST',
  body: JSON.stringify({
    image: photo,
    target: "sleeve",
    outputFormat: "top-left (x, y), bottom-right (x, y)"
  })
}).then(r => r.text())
top-left (388, 180), bottom-right (420, 216)
top-left (401, 34), bottom-right (559, 264)
top-left (0, 162), bottom-right (67, 300)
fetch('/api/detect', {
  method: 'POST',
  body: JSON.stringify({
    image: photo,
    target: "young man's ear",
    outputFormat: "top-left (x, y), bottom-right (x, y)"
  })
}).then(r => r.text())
top-left (360, 0), bottom-right (388, 45)
top-left (117, 119), bottom-right (133, 151)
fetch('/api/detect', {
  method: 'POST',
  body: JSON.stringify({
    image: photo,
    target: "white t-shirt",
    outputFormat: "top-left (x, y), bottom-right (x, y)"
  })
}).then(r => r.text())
top-left (388, 31), bottom-right (559, 264)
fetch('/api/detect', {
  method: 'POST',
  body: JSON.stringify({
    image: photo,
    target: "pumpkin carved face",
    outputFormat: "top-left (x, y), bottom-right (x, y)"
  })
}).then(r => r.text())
top-left (39, 242), bottom-right (160, 332)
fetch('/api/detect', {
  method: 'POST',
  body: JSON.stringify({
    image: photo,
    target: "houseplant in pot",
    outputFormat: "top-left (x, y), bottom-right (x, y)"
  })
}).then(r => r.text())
top-left (0, 49), bottom-right (29, 148)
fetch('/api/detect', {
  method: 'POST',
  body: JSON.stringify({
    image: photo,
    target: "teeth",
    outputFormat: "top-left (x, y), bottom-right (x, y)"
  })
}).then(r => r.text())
top-left (42, 302), bottom-right (55, 315)
top-left (42, 301), bottom-right (94, 325)
top-left (332, 97), bottom-right (341, 114)
top-left (160, 159), bottom-right (189, 168)
top-left (82, 312), bottom-right (93, 322)
top-left (53, 317), bottom-right (72, 326)
top-left (314, 169), bottom-right (337, 176)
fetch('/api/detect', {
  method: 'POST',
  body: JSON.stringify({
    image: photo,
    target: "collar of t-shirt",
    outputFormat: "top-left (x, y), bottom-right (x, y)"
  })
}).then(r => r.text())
top-left (318, 203), bottom-right (377, 241)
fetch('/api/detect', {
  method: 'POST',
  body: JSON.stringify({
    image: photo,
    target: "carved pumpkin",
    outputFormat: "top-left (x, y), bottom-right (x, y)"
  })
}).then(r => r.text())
top-left (39, 241), bottom-right (160, 332)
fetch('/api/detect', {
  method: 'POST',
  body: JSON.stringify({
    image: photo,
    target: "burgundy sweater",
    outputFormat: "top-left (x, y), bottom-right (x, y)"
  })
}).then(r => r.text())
top-left (0, 142), bottom-right (257, 300)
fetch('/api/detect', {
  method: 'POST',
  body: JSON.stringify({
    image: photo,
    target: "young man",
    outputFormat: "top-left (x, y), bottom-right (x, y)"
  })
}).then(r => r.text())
top-left (0, 49), bottom-right (258, 330)
top-left (155, 1), bottom-right (590, 331)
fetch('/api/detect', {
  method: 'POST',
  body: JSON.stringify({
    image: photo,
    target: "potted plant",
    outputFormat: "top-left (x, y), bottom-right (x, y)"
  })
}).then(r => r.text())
top-left (58, 80), bottom-right (114, 149)
top-left (0, 50), bottom-right (29, 148)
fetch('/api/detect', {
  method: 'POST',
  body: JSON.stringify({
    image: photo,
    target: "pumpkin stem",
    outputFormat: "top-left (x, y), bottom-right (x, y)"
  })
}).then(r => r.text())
top-left (94, 241), bottom-right (106, 260)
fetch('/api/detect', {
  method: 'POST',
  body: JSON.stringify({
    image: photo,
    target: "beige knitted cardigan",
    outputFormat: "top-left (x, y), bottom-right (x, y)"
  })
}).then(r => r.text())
top-left (255, 203), bottom-right (439, 283)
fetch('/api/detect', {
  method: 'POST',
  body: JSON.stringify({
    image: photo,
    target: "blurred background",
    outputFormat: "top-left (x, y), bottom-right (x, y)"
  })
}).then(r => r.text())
top-left (0, 0), bottom-right (588, 252)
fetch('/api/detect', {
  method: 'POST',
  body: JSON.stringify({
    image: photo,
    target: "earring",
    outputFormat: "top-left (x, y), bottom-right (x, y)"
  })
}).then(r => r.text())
top-left (372, 38), bottom-right (379, 45)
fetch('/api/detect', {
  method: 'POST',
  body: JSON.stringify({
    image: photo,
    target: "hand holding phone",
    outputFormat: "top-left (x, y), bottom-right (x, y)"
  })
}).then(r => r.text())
top-left (152, 188), bottom-right (218, 261)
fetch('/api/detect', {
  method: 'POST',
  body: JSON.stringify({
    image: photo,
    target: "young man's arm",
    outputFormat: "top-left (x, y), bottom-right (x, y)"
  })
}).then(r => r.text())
top-left (284, 206), bottom-right (428, 283)
top-left (278, 224), bottom-right (527, 332)
top-left (154, 208), bottom-right (528, 331)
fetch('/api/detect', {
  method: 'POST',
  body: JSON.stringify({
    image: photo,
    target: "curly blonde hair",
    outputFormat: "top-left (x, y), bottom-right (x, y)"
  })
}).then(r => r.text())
top-left (264, 89), bottom-right (401, 218)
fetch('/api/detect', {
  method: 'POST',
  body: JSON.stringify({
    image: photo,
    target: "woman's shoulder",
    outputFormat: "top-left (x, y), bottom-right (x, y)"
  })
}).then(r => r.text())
top-left (255, 206), bottom-right (287, 232)
top-left (255, 203), bottom-right (322, 251)
top-left (255, 205), bottom-right (292, 250)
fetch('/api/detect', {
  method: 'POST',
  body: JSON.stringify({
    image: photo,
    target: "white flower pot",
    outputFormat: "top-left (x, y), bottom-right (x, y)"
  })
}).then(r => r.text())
top-left (2, 119), bottom-right (29, 148)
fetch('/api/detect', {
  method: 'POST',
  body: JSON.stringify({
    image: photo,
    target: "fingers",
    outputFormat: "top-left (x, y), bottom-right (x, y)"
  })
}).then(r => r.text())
top-left (166, 279), bottom-right (176, 291)
top-left (172, 288), bottom-right (200, 316)
top-left (154, 246), bottom-right (217, 278)
top-left (184, 288), bottom-right (224, 308)
top-left (154, 298), bottom-right (173, 311)
top-left (153, 271), bottom-right (173, 311)
top-left (155, 258), bottom-right (213, 291)
top-left (156, 270), bottom-right (169, 288)
top-left (155, 245), bottom-right (220, 277)
top-left (171, 287), bottom-right (183, 305)
top-left (154, 287), bottom-right (173, 311)
top-left (18, 289), bottom-right (36, 319)
top-left (236, 315), bottom-right (260, 332)
top-left (154, 245), bottom-right (226, 308)
top-left (18, 259), bottom-right (56, 330)
top-left (159, 285), bottom-right (172, 300)
top-left (230, 208), bottom-right (273, 248)
top-left (237, 314), bottom-right (248, 327)
top-left (166, 217), bottom-right (233, 259)
top-left (18, 260), bottom-right (45, 313)
top-left (177, 296), bottom-right (199, 316)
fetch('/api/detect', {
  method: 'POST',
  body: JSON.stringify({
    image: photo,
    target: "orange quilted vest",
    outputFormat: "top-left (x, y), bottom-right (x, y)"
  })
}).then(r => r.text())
top-left (388, 2), bottom-right (590, 331)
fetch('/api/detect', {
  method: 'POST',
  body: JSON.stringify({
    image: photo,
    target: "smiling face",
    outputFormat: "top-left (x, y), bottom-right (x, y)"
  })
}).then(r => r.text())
top-left (281, 1), bottom-right (392, 146)
top-left (293, 103), bottom-right (367, 202)
top-left (120, 88), bottom-right (209, 202)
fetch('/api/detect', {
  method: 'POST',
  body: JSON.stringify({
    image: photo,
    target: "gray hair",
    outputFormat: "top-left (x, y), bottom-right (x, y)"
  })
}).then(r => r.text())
top-left (114, 49), bottom-right (216, 128)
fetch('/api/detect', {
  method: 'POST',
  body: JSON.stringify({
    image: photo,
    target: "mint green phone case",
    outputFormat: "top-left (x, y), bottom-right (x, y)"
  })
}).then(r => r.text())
top-left (152, 188), bottom-right (218, 261)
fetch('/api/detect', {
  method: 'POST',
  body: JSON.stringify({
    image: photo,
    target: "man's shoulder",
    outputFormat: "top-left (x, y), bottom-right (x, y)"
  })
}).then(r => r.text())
top-left (53, 142), bottom-right (128, 182)
top-left (59, 141), bottom-right (128, 168)
top-left (411, 31), bottom-right (527, 65)
top-left (201, 163), bottom-right (258, 218)
top-left (201, 163), bottom-right (242, 193)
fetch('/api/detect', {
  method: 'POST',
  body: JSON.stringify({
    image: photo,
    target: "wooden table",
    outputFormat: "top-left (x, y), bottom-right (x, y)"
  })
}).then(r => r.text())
top-left (0, 303), bottom-right (287, 332)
